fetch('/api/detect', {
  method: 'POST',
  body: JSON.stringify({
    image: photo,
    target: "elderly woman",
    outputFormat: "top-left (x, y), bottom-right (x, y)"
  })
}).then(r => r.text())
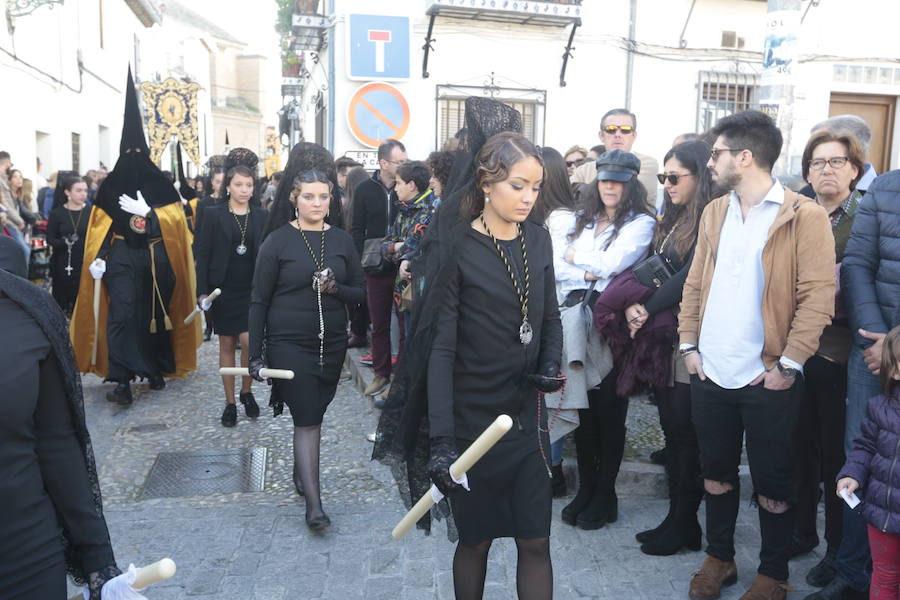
top-left (792, 129), bottom-right (866, 588)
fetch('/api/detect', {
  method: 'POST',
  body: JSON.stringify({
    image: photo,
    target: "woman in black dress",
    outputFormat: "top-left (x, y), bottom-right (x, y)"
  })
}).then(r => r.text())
top-left (249, 164), bottom-right (365, 531)
top-left (46, 175), bottom-right (91, 315)
top-left (195, 164), bottom-right (267, 427)
top-left (430, 131), bottom-right (562, 599)
top-left (0, 236), bottom-right (121, 600)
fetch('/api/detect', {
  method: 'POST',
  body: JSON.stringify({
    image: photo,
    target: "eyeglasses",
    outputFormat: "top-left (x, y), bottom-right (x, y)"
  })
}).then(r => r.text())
top-left (808, 157), bottom-right (849, 171)
top-left (382, 159), bottom-right (405, 166)
top-left (566, 159), bottom-right (586, 168)
top-left (709, 147), bottom-right (746, 162)
top-left (657, 172), bottom-right (693, 185)
top-left (602, 125), bottom-right (635, 135)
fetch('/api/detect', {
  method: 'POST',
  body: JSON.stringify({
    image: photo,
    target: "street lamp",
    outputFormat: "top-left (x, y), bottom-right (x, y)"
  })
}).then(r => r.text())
top-left (6, 0), bottom-right (65, 18)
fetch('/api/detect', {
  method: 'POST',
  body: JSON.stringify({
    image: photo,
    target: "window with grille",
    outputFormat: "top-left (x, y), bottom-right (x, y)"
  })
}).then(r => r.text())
top-left (436, 85), bottom-right (545, 149)
top-left (696, 71), bottom-right (760, 133)
top-left (71, 132), bottom-right (81, 173)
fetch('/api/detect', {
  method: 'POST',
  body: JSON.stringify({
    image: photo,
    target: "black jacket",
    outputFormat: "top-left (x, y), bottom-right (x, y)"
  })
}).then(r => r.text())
top-left (351, 171), bottom-right (397, 256)
top-left (194, 203), bottom-right (267, 296)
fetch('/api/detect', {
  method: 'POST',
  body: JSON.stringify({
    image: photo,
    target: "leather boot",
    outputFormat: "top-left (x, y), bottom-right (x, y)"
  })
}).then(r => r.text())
top-left (739, 574), bottom-right (789, 600)
top-left (636, 435), bottom-right (677, 543)
top-left (561, 428), bottom-right (598, 525)
top-left (641, 468), bottom-right (703, 555)
top-left (576, 418), bottom-right (624, 530)
top-left (106, 382), bottom-right (132, 406)
top-left (689, 555), bottom-right (738, 600)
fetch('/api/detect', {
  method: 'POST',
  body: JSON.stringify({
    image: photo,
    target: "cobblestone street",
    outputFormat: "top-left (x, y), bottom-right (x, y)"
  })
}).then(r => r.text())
top-left (68, 339), bottom-right (826, 599)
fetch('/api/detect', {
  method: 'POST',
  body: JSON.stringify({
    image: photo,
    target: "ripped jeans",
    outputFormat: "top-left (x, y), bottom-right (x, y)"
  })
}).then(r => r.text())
top-left (691, 374), bottom-right (803, 581)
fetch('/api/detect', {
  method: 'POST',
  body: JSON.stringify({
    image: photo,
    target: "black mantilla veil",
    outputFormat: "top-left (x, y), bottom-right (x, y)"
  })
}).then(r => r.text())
top-left (52, 169), bottom-right (80, 211)
top-left (220, 147), bottom-right (261, 207)
top-left (372, 97), bottom-right (523, 538)
top-left (263, 141), bottom-right (339, 240)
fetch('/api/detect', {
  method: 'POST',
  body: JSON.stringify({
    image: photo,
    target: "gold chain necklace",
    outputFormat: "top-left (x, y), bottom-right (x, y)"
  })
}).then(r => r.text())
top-left (480, 212), bottom-right (532, 345)
top-left (230, 207), bottom-right (249, 255)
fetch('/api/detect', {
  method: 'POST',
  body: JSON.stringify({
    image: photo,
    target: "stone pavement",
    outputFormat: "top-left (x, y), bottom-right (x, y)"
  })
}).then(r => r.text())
top-left (67, 339), bottom-right (826, 599)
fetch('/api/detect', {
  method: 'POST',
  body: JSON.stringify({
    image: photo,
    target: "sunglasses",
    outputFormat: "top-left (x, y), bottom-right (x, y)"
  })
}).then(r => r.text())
top-left (709, 147), bottom-right (746, 162)
top-left (602, 125), bottom-right (635, 135)
top-left (657, 173), bottom-right (693, 185)
top-left (566, 159), bottom-right (586, 168)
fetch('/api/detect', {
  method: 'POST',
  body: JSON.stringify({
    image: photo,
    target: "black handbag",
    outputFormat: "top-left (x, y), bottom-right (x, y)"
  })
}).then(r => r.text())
top-left (632, 253), bottom-right (676, 288)
top-left (361, 238), bottom-right (388, 274)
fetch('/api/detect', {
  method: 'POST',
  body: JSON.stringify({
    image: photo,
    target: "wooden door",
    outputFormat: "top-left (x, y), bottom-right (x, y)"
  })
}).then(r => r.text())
top-left (829, 93), bottom-right (896, 174)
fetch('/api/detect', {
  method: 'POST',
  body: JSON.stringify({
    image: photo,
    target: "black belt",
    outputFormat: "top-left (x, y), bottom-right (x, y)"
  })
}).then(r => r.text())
top-left (561, 288), bottom-right (599, 308)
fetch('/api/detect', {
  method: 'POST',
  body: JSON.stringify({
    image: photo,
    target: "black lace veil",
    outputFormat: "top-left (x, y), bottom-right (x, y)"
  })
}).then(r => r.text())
top-left (263, 142), bottom-right (339, 240)
top-left (372, 97), bottom-right (523, 537)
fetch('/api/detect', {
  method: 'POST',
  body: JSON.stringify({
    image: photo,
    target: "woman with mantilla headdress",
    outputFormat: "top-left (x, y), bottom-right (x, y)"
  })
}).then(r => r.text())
top-left (70, 67), bottom-right (200, 406)
top-left (374, 98), bottom-right (563, 599)
top-left (247, 142), bottom-right (365, 531)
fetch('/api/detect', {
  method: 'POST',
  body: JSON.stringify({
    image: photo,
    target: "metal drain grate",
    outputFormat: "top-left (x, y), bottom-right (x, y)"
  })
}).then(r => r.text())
top-left (140, 448), bottom-right (267, 499)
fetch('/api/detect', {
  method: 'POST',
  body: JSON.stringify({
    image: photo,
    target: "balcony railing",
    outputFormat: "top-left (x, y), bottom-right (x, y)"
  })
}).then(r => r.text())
top-left (425, 0), bottom-right (582, 27)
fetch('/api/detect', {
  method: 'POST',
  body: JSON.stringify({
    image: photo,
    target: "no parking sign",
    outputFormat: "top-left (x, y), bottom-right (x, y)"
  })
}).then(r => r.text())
top-left (346, 82), bottom-right (410, 149)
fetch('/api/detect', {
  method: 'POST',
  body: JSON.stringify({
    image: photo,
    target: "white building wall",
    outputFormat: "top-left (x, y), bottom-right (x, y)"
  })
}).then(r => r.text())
top-left (310, 0), bottom-right (900, 175)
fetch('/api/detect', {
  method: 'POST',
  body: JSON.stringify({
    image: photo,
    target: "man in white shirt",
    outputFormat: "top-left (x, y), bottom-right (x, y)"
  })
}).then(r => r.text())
top-left (678, 111), bottom-right (835, 600)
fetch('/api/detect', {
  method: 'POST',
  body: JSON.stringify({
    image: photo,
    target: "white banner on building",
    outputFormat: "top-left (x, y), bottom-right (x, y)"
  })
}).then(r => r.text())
top-left (761, 10), bottom-right (800, 87)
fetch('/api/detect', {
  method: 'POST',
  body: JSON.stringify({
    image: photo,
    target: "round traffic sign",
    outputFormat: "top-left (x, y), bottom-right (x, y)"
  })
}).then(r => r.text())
top-left (346, 82), bottom-right (410, 148)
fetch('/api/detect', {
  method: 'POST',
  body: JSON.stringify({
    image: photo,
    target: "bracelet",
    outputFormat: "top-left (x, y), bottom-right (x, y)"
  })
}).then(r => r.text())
top-left (679, 346), bottom-right (698, 357)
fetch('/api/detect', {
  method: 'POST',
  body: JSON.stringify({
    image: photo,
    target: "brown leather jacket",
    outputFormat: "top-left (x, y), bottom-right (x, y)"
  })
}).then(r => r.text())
top-left (678, 187), bottom-right (835, 369)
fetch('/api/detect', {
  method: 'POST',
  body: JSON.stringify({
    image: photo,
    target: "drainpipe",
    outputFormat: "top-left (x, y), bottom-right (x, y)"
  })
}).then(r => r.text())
top-left (624, 0), bottom-right (637, 109)
top-left (327, 0), bottom-right (336, 153)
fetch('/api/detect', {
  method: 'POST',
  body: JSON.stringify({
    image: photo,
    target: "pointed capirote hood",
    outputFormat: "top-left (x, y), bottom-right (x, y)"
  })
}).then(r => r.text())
top-left (120, 66), bottom-right (150, 156)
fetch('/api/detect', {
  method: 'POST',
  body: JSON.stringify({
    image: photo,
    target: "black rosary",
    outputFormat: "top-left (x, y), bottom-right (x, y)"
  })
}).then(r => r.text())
top-left (480, 212), bottom-right (532, 345)
top-left (298, 226), bottom-right (327, 368)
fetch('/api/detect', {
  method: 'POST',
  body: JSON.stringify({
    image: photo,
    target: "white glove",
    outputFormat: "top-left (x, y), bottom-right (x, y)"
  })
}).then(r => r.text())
top-left (198, 295), bottom-right (212, 311)
top-left (118, 191), bottom-right (151, 218)
top-left (82, 564), bottom-right (149, 599)
top-left (89, 258), bottom-right (106, 280)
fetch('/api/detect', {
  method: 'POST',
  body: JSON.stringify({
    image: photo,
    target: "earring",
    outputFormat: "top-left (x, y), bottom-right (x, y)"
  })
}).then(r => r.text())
top-left (485, 194), bottom-right (490, 203)
top-left (293, 207), bottom-right (298, 219)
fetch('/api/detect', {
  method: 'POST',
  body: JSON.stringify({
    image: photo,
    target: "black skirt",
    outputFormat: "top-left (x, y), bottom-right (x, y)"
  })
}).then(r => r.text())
top-left (211, 285), bottom-right (251, 336)
top-left (267, 339), bottom-right (346, 426)
top-left (449, 434), bottom-right (552, 545)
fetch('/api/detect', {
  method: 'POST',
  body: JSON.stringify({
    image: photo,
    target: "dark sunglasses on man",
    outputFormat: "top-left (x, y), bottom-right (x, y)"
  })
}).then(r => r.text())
top-left (657, 173), bottom-right (694, 185)
top-left (602, 125), bottom-right (635, 135)
top-left (566, 158), bottom-right (586, 168)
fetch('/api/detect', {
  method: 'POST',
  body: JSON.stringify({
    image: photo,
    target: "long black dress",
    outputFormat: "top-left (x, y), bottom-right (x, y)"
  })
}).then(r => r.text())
top-left (46, 204), bottom-right (91, 313)
top-left (249, 224), bottom-right (365, 426)
top-left (427, 221), bottom-right (562, 545)
top-left (0, 295), bottom-right (116, 598)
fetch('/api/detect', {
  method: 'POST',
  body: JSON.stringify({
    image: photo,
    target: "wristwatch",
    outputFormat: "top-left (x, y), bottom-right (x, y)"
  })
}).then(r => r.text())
top-left (777, 362), bottom-right (798, 379)
top-left (679, 345), bottom-right (698, 357)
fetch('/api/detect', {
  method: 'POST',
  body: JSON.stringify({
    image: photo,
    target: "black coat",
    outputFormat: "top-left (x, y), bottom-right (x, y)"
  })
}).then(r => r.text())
top-left (194, 203), bottom-right (267, 297)
top-left (351, 172), bottom-right (398, 256)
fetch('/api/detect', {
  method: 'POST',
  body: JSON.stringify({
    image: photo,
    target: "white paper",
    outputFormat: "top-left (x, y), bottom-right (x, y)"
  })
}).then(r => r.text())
top-left (839, 487), bottom-right (861, 509)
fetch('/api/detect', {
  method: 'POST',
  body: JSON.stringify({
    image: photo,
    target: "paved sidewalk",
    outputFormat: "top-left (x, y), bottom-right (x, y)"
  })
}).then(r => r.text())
top-left (67, 339), bottom-right (825, 599)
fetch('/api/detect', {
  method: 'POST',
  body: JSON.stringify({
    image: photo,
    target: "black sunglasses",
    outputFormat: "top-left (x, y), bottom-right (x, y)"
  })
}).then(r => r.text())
top-left (657, 173), bottom-right (694, 185)
top-left (566, 159), bottom-right (586, 168)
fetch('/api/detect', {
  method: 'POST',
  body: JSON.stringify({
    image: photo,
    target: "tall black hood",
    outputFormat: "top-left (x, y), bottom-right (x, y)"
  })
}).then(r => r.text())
top-left (94, 67), bottom-right (179, 222)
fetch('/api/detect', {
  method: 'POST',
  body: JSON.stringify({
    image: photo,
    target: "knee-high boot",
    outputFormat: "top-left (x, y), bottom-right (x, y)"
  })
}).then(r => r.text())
top-left (561, 424), bottom-right (599, 525)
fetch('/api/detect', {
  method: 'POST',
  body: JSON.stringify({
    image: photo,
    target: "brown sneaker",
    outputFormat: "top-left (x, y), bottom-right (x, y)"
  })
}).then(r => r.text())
top-left (738, 575), bottom-right (789, 600)
top-left (689, 556), bottom-right (738, 600)
top-left (364, 375), bottom-right (390, 396)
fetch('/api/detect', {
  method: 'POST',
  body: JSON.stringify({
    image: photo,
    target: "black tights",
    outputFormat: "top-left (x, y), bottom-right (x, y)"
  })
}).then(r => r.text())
top-left (293, 425), bottom-right (325, 520)
top-left (452, 537), bottom-right (552, 600)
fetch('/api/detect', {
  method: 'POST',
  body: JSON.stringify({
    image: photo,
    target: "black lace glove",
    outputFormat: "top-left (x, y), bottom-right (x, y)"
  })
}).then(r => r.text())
top-left (427, 436), bottom-right (463, 497)
top-left (315, 267), bottom-right (337, 294)
top-left (248, 357), bottom-right (267, 382)
top-left (87, 564), bottom-right (122, 600)
top-left (527, 361), bottom-right (565, 393)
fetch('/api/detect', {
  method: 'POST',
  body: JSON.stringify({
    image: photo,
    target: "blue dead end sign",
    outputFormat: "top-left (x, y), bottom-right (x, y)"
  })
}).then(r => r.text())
top-left (346, 82), bottom-right (410, 148)
top-left (347, 14), bottom-right (410, 80)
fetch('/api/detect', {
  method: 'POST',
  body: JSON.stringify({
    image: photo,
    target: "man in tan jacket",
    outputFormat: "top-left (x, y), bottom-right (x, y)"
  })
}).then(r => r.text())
top-left (678, 111), bottom-right (835, 600)
top-left (571, 108), bottom-right (659, 204)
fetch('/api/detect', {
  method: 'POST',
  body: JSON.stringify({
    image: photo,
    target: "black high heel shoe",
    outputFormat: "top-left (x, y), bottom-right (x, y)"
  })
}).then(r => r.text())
top-left (306, 512), bottom-right (331, 531)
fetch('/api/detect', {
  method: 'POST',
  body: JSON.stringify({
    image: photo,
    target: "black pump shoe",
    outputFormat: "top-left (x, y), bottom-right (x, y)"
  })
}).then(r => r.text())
top-left (106, 382), bottom-right (133, 406)
top-left (148, 375), bottom-right (165, 390)
top-left (239, 392), bottom-right (260, 419)
top-left (306, 512), bottom-right (331, 532)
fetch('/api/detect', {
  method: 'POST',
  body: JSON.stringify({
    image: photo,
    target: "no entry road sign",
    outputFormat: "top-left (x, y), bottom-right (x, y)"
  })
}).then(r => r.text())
top-left (346, 82), bottom-right (411, 148)
top-left (347, 14), bottom-right (410, 80)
